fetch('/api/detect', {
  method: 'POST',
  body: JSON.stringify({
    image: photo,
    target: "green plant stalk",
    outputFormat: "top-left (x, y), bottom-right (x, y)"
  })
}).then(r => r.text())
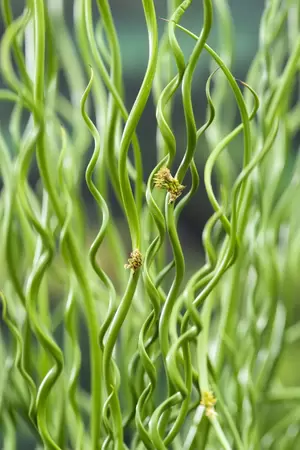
top-left (32, 1), bottom-right (102, 448)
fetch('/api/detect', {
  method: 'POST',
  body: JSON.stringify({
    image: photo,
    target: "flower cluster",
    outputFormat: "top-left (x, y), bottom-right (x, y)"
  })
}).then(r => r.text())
top-left (153, 167), bottom-right (185, 203)
top-left (124, 249), bottom-right (143, 272)
top-left (200, 390), bottom-right (217, 418)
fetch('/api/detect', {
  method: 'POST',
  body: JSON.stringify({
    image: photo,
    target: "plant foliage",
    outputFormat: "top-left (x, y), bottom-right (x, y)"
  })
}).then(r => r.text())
top-left (1, 0), bottom-right (300, 449)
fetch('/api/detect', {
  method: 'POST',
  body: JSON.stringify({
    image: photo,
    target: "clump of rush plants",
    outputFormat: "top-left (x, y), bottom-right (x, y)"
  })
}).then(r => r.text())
top-left (1, 0), bottom-right (300, 449)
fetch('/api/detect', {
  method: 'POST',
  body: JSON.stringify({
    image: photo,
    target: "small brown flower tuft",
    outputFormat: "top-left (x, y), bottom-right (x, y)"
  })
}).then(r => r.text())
top-left (200, 390), bottom-right (217, 418)
top-left (153, 167), bottom-right (185, 203)
top-left (124, 249), bottom-right (143, 272)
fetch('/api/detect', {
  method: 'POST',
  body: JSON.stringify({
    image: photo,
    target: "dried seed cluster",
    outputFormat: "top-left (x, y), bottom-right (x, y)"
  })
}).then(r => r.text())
top-left (124, 249), bottom-right (143, 272)
top-left (153, 167), bottom-right (185, 203)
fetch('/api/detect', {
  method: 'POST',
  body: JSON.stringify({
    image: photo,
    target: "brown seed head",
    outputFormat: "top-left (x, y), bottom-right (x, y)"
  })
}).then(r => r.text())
top-left (153, 167), bottom-right (185, 203)
top-left (124, 249), bottom-right (143, 272)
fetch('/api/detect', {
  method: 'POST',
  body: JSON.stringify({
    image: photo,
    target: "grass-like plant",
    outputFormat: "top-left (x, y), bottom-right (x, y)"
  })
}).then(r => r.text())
top-left (1, 0), bottom-right (300, 449)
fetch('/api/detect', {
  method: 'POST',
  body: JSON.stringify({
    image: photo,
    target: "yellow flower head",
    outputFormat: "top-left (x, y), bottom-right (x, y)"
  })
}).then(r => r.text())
top-left (200, 391), bottom-right (217, 418)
